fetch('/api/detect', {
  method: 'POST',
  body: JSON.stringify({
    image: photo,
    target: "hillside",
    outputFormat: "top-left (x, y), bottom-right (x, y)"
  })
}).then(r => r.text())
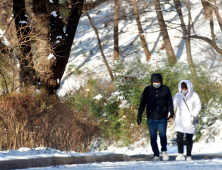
top-left (54, 0), bottom-right (222, 153)
top-left (57, 0), bottom-right (222, 96)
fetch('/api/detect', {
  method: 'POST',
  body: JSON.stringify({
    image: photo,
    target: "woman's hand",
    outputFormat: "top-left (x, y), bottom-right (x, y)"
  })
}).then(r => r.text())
top-left (167, 115), bottom-right (173, 122)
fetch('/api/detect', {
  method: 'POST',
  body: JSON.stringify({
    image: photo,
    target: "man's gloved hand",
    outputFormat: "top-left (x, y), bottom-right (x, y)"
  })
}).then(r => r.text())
top-left (137, 113), bottom-right (142, 125)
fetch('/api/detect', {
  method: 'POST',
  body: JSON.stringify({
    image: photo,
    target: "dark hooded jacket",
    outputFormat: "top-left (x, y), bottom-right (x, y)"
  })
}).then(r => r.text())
top-left (138, 73), bottom-right (174, 120)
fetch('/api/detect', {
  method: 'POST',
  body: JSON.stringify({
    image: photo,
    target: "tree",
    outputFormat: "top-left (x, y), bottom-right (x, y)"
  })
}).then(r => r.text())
top-left (114, 0), bottom-right (120, 60)
top-left (131, 0), bottom-right (151, 61)
top-left (186, 0), bottom-right (222, 56)
top-left (1, 0), bottom-right (8, 27)
top-left (12, 0), bottom-right (84, 94)
top-left (154, 0), bottom-right (177, 65)
top-left (174, 0), bottom-right (197, 77)
top-left (84, 11), bottom-right (114, 81)
top-left (13, 0), bottom-right (37, 91)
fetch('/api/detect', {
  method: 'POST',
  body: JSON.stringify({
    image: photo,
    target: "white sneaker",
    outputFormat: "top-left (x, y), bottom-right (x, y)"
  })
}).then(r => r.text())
top-left (162, 151), bottom-right (169, 161)
top-left (186, 156), bottom-right (192, 161)
top-left (175, 154), bottom-right (185, 161)
top-left (152, 156), bottom-right (160, 162)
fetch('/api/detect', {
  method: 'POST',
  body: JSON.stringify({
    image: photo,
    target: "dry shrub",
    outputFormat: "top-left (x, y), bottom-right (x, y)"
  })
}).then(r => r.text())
top-left (0, 91), bottom-right (99, 152)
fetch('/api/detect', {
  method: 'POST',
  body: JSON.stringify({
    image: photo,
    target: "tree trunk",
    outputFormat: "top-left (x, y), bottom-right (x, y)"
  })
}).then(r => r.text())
top-left (131, 0), bottom-right (151, 61)
top-left (32, 0), bottom-right (84, 94)
top-left (201, 0), bottom-right (211, 18)
top-left (212, 0), bottom-right (222, 32)
top-left (113, 0), bottom-right (120, 60)
top-left (13, 0), bottom-right (37, 91)
top-left (174, 0), bottom-right (197, 77)
top-left (12, 0), bottom-right (84, 94)
top-left (1, 0), bottom-right (8, 27)
top-left (154, 0), bottom-right (177, 65)
top-left (85, 11), bottom-right (114, 81)
top-left (186, 0), bottom-right (197, 77)
top-left (32, 0), bottom-right (51, 93)
top-left (49, 0), bottom-right (85, 94)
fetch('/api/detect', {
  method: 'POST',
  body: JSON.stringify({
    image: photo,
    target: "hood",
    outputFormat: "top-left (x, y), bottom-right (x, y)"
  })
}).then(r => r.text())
top-left (178, 80), bottom-right (194, 100)
top-left (151, 73), bottom-right (163, 85)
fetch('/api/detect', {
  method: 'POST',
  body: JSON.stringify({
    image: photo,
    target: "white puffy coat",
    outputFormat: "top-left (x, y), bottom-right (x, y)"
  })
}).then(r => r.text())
top-left (173, 80), bottom-right (201, 134)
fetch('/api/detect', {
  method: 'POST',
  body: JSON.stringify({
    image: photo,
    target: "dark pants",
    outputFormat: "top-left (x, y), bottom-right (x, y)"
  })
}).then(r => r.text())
top-left (148, 117), bottom-right (167, 157)
top-left (177, 131), bottom-right (193, 156)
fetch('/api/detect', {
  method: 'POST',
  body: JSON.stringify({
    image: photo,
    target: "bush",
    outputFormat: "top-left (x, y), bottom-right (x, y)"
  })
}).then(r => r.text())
top-left (0, 91), bottom-right (99, 152)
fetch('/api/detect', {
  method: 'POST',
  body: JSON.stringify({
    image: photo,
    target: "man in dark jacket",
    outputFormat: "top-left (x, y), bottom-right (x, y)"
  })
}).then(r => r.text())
top-left (137, 73), bottom-right (174, 161)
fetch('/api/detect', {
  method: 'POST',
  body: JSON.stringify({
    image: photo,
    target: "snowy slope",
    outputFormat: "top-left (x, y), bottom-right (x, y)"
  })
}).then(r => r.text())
top-left (57, 0), bottom-right (222, 96)
top-left (54, 0), bottom-right (222, 158)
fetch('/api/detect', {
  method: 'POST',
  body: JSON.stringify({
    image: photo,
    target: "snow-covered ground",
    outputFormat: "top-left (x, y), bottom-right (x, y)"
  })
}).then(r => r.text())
top-left (15, 158), bottom-right (222, 170)
top-left (1, 140), bottom-right (222, 161)
top-left (0, 147), bottom-right (114, 161)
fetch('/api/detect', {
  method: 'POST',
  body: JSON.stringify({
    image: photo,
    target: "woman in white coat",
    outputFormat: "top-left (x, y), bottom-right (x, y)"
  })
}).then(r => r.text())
top-left (173, 80), bottom-right (201, 161)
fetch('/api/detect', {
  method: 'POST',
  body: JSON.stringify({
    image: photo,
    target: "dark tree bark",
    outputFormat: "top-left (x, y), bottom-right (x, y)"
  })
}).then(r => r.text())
top-left (154, 0), bottom-right (177, 65)
top-left (13, 0), bottom-right (84, 94)
top-left (174, 0), bottom-right (197, 77)
top-left (84, 11), bottom-right (114, 81)
top-left (13, 0), bottom-right (37, 91)
top-left (113, 0), bottom-right (120, 60)
top-left (131, 0), bottom-right (151, 61)
top-left (48, 0), bottom-right (85, 94)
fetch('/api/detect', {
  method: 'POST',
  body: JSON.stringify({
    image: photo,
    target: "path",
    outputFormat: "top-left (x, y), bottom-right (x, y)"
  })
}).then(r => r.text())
top-left (130, 153), bottom-right (222, 161)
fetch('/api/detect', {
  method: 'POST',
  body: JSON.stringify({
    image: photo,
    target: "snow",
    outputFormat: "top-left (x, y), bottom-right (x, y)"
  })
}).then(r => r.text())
top-left (15, 159), bottom-right (222, 170)
top-left (119, 100), bottom-right (130, 109)
top-left (47, 53), bottom-right (56, 60)
top-left (56, 35), bottom-right (62, 39)
top-left (56, 40), bottom-right (61, 43)
top-left (93, 94), bottom-right (103, 100)
top-left (51, 11), bottom-right (57, 17)
top-left (19, 21), bottom-right (28, 24)
top-left (99, 139), bottom-right (222, 156)
top-left (0, 28), bottom-right (9, 46)
top-left (1, 138), bottom-right (222, 161)
top-left (0, 147), bottom-right (112, 161)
